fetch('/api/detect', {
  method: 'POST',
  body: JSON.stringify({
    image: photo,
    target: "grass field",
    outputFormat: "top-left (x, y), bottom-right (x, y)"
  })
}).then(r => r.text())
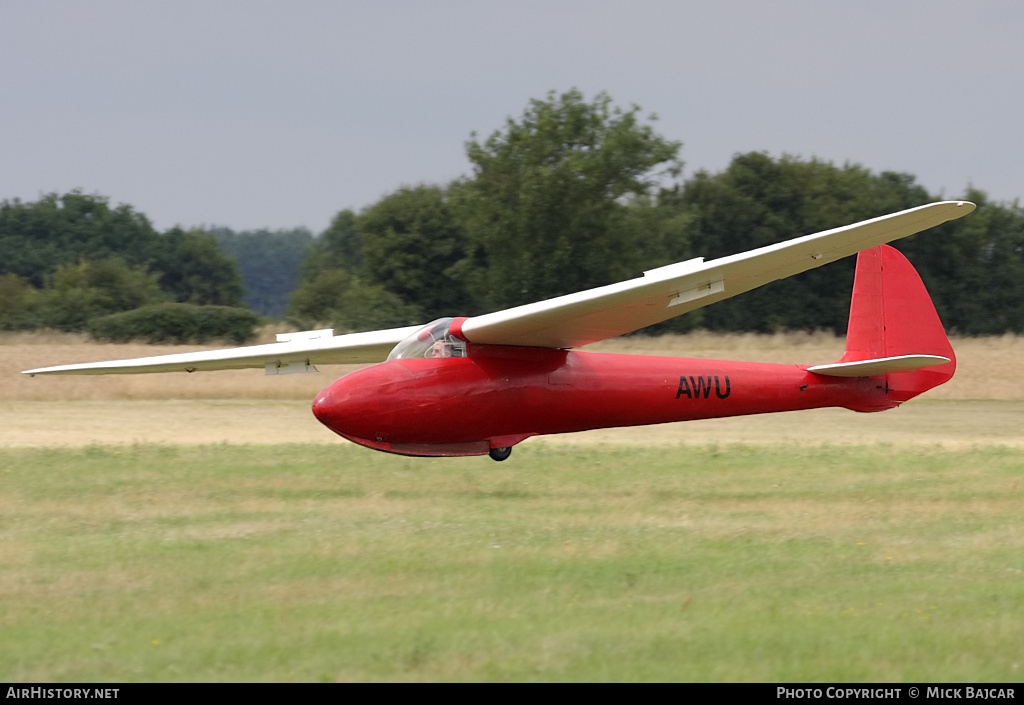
top-left (1, 333), bottom-right (1022, 681)
top-left (2, 444), bottom-right (1022, 682)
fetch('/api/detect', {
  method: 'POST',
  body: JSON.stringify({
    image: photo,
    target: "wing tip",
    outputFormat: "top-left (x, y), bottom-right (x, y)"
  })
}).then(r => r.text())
top-left (942, 199), bottom-right (976, 217)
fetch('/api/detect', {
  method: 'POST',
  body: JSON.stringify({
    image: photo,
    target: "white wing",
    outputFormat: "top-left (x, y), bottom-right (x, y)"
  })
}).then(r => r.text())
top-left (460, 201), bottom-right (975, 348)
top-left (23, 325), bottom-right (419, 376)
top-left (23, 201), bottom-right (974, 377)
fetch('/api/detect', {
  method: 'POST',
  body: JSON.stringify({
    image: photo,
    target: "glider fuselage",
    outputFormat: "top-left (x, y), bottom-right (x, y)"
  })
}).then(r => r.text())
top-left (312, 345), bottom-right (894, 457)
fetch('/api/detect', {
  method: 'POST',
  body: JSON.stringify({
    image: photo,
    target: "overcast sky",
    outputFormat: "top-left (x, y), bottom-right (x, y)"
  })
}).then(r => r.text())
top-left (2, 1), bottom-right (1021, 234)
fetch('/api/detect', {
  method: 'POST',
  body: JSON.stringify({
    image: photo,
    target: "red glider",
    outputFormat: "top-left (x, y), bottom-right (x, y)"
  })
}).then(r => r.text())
top-left (25, 201), bottom-right (975, 461)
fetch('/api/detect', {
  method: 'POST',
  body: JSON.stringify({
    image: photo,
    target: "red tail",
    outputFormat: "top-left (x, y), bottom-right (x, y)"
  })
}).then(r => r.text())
top-left (839, 245), bottom-right (955, 403)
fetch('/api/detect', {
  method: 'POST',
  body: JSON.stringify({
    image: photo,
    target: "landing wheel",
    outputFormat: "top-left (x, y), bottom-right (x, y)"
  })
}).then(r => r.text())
top-left (488, 446), bottom-right (512, 462)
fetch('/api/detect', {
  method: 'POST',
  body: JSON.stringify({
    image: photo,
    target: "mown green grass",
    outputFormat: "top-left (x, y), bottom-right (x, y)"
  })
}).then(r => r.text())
top-left (1, 443), bottom-right (1022, 682)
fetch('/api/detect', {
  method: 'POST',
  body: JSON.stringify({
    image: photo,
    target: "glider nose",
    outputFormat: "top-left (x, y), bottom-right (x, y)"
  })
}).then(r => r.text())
top-left (312, 368), bottom-right (386, 440)
top-left (311, 384), bottom-right (339, 426)
top-left (312, 379), bottom-right (357, 434)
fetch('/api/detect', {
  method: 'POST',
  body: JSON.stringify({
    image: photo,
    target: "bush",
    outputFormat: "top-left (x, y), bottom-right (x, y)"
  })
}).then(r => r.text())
top-left (88, 303), bottom-right (261, 345)
top-left (40, 258), bottom-right (167, 332)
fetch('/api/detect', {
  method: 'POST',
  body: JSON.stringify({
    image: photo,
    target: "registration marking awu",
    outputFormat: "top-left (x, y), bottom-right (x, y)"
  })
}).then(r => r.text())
top-left (676, 375), bottom-right (731, 399)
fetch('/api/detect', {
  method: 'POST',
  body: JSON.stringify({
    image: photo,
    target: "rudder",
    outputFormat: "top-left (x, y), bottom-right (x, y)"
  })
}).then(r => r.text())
top-left (838, 245), bottom-right (955, 403)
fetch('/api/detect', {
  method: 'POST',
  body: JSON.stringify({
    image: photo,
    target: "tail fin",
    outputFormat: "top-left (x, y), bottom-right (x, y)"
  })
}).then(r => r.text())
top-left (811, 245), bottom-right (955, 403)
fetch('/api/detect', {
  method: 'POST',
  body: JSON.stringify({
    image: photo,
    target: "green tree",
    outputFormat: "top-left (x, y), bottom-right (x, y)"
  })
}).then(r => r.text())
top-left (0, 274), bottom-right (41, 330)
top-left (454, 89), bottom-right (683, 311)
top-left (152, 228), bottom-right (245, 307)
top-left (358, 185), bottom-right (473, 320)
top-left (305, 209), bottom-right (362, 277)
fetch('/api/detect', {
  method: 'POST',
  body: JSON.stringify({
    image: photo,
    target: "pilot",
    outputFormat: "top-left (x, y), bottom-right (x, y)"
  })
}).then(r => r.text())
top-left (429, 340), bottom-right (451, 358)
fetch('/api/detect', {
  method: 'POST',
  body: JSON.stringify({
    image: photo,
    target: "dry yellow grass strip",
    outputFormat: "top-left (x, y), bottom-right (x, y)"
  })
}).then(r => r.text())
top-left (0, 400), bottom-right (332, 447)
top-left (2, 331), bottom-right (1021, 448)
top-left (4, 330), bottom-right (1022, 402)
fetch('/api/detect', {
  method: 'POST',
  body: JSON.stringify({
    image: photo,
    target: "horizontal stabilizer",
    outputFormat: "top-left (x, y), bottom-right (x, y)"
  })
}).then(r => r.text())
top-left (807, 354), bottom-right (951, 378)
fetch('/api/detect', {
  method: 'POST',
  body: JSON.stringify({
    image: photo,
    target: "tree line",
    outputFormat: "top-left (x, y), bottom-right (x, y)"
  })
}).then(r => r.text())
top-left (0, 192), bottom-right (259, 341)
top-left (4, 89), bottom-right (1023, 341)
top-left (292, 90), bottom-right (1024, 336)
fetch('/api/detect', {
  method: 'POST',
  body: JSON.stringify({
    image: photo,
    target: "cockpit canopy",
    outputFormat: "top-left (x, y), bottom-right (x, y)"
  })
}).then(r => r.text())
top-left (386, 318), bottom-right (467, 361)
